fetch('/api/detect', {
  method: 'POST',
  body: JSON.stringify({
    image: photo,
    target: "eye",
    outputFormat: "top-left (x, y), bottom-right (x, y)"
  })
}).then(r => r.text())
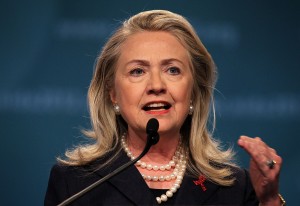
top-left (167, 67), bottom-right (180, 75)
top-left (129, 68), bottom-right (145, 77)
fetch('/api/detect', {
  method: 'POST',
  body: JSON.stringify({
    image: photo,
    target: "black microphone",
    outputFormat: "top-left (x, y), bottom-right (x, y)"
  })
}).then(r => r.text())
top-left (146, 117), bottom-right (159, 145)
top-left (57, 118), bottom-right (160, 206)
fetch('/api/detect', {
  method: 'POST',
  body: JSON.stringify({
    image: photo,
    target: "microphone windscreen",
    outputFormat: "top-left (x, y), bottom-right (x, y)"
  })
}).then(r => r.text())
top-left (146, 118), bottom-right (159, 135)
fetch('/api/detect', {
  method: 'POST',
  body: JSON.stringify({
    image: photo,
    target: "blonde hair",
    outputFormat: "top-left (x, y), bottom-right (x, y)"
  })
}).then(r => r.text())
top-left (59, 10), bottom-right (236, 186)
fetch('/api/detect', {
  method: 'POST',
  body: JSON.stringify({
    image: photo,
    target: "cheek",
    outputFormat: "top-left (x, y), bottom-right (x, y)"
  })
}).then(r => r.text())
top-left (115, 82), bottom-right (144, 107)
top-left (173, 81), bottom-right (193, 102)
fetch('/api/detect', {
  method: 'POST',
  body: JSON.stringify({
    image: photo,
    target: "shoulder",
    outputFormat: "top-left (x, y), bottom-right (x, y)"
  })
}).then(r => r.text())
top-left (46, 163), bottom-right (95, 189)
top-left (44, 160), bottom-right (110, 205)
top-left (47, 149), bottom-right (126, 190)
top-left (44, 164), bottom-right (72, 205)
top-left (212, 165), bottom-right (253, 191)
top-left (210, 164), bottom-right (258, 204)
top-left (231, 166), bottom-right (251, 184)
top-left (50, 148), bottom-right (123, 176)
top-left (44, 151), bottom-right (147, 206)
top-left (48, 163), bottom-right (88, 180)
top-left (225, 166), bottom-right (258, 205)
top-left (48, 156), bottom-right (115, 183)
top-left (210, 162), bottom-right (251, 185)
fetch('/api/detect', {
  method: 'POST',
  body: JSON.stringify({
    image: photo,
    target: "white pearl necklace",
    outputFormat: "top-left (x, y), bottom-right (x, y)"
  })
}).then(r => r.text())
top-left (120, 134), bottom-right (187, 204)
top-left (121, 135), bottom-right (181, 171)
top-left (137, 159), bottom-right (175, 171)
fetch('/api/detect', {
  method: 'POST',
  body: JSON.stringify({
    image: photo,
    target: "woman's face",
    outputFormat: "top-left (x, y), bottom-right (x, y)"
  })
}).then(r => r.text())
top-left (110, 31), bottom-right (193, 136)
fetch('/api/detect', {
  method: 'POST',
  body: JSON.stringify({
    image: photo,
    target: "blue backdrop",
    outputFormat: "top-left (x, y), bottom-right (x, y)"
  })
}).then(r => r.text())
top-left (1, 0), bottom-right (299, 205)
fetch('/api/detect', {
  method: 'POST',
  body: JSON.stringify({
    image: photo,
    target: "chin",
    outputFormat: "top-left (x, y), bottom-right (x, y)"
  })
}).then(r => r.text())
top-left (157, 125), bottom-right (179, 135)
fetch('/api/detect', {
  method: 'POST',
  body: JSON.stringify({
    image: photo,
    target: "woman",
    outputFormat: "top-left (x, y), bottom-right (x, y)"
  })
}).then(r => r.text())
top-left (45, 10), bottom-right (285, 205)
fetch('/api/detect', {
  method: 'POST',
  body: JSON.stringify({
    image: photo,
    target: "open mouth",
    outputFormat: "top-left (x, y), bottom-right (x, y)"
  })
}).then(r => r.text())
top-left (142, 102), bottom-right (171, 111)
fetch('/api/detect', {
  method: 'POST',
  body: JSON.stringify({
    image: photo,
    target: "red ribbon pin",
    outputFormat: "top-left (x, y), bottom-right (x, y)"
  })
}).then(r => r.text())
top-left (193, 175), bottom-right (207, 191)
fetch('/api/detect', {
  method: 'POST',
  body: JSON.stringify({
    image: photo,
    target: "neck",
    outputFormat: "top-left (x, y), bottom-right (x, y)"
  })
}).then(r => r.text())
top-left (126, 130), bottom-right (180, 163)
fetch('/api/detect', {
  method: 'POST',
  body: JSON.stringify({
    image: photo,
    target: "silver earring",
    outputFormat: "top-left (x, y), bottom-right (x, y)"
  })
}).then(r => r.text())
top-left (113, 104), bottom-right (120, 115)
top-left (189, 102), bottom-right (194, 115)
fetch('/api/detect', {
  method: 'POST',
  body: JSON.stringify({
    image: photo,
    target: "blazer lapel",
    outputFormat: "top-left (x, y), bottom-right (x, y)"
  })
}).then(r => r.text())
top-left (94, 150), bottom-right (157, 206)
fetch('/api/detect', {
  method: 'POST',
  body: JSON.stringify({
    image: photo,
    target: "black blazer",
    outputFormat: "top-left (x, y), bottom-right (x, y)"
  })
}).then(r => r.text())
top-left (44, 150), bottom-right (258, 206)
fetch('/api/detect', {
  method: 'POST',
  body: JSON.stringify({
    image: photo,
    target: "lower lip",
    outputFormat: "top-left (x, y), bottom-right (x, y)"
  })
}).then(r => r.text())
top-left (145, 109), bottom-right (170, 115)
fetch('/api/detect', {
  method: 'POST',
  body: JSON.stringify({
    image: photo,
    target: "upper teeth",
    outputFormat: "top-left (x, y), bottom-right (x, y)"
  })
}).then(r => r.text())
top-left (147, 103), bottom-right (166, 107)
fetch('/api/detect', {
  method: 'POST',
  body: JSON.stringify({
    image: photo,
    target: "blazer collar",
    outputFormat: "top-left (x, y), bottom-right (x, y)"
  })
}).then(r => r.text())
top-left (94, 150), bottom-right (158, 205)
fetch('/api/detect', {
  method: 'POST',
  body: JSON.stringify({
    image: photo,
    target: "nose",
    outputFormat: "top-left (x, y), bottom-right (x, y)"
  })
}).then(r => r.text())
top-left (147, 70), bottom-right (166, 95)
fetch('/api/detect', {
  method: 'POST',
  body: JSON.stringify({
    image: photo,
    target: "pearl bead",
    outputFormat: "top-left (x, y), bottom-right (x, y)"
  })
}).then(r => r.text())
top-left (161, 194), bottom-right (168, 202)
top-left (170, 187), bottom-right (177, 193)
top-left (165, 164), bottom-right (171, 170)
top-left (156, 197), bottom-right (161, 204)
top-left (141, 162), bottom-right (146, 168)
top-left (159, 176), bottom-right (165, 181)
top-left (174, 183), bottom-right (180, 189)
top-left (166, 191), bottom-right (173, 197)
top-left (153, 165), bottom-right (159, 171)
top-left (175, 179), bottom-right (182, 184)
top-left (146, 164), bottom-right (152, 170)
top-left (152, 176), bottom-right (158, 181)
top-left (165, 175), bottom-right (171, 181)
top-left (136, 160), bottom-right (141, 166)
top-left (169, 160), bottom-right (175, 166)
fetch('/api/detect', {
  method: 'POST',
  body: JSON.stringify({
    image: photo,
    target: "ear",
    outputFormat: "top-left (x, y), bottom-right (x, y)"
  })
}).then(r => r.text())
top-left (109, 88), bottom-right (117, 103)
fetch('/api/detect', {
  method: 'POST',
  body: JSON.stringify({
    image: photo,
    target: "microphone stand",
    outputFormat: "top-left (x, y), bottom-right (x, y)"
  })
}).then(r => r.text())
top-left (57, 131), bottom-right (159, 206)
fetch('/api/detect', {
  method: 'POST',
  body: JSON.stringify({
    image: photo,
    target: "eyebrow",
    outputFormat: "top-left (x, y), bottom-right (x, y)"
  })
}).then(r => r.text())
top-left (125, 59), bottom-right (150, 67)
top-left (125, 58), bottom-right (184, 67)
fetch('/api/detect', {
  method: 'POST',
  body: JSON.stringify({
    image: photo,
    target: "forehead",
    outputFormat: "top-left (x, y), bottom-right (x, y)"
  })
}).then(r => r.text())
top-left (118, 31), bottom-right (189, 62)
